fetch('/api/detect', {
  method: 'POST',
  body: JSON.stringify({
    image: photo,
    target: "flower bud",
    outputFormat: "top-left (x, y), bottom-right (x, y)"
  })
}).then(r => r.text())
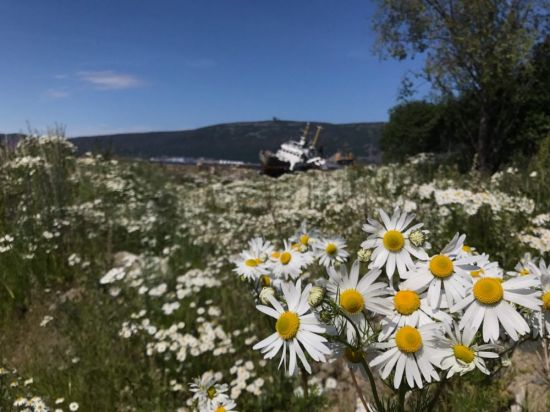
top-left (259, 287), bottom-right (276, 305)
top-left (260, 275), bottom-right (272, 287)
top-left (409, 230), bottom-right (425, 247)
top-left (357, 248), bottom-right (372, 263)
top-left (308, 286), bottom-right (325, 308)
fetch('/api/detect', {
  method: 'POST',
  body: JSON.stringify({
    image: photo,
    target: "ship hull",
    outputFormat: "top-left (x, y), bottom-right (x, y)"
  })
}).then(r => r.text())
top-left (259, 151), bottom-right (320, 177)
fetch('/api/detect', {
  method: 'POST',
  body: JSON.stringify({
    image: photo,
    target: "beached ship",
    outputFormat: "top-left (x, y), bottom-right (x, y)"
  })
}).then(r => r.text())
top-left (259, 123), bottom-right (328, 177)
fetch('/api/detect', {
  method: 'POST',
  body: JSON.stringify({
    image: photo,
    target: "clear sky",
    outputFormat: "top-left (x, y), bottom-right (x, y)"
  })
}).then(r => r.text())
top-left (0, 0), bottom-right (427, 137)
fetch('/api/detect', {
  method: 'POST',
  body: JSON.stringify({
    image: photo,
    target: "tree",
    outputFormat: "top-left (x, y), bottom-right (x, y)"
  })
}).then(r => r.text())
top-left (380, 101), bottom-right (444, 162)
top-left (373, 0), bottom-right (549, 171)
top-left (514, 37), bottom-right (550, 153)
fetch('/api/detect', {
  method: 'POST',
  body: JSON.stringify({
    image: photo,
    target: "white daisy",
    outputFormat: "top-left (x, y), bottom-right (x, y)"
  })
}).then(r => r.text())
top-left (233, 237), bottom-right (273, 281)
top-left (253, 279), bottom-right (331, 375)
top-left (507, 252), bottom-right (536, 278)
top-left (529, 259), bottom-right (550, 337)
top-left (440, 323), bottom-right (499, 378)
top-left (469, 254), bottom-right (503, 279)
top-left (267, 242), bottom-right (307, 280)
top-left (458, 243), bottom-right (477, 257)
top-left (211, 398), bottom-right (237, 412)
top-left (400, 233), bottom-right (478, 310)
top-left (249, 237), bottom-right (274, 259)
top-left (370, 323), bottom-right (444, 389)
top-left (327, 260), bottom-right (392, 342)
top-left (315, 237), bottom-right (349, 268)
top-left (379, 289), bottom-right (452, 341)
top-left (291, 221), bottom-right (319, 251)
top-left (451, 275), bottom-right (541, 342)
top-left (190, 373), bottom-right (229, 409)
top-left (362, 208), bottom-right (428, 281)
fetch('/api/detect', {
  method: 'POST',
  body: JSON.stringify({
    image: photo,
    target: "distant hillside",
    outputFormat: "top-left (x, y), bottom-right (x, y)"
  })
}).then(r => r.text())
top-left (70, 120), bottom-right (384, 163)
top-left (0, 134), bottom-right (25, 150)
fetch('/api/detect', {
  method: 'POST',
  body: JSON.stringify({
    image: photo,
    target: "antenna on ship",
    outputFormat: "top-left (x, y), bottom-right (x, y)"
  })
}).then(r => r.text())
top-left (302, 122), bottom-right (310, 139)
top-left (311, 125), bottom-right (323, 148)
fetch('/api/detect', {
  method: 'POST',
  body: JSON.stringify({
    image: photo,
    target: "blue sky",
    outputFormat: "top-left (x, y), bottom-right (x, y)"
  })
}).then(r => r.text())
top-left (0, 0), bottom-right (427, 136)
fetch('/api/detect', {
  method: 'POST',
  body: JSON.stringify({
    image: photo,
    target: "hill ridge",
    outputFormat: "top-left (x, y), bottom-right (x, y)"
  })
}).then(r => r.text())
top-left (70, 120), bottom-right (384, 163)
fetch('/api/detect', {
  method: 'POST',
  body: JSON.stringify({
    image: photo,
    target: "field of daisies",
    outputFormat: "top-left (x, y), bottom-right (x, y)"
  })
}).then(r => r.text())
top-left (1, 136), bottom-right (550, 412)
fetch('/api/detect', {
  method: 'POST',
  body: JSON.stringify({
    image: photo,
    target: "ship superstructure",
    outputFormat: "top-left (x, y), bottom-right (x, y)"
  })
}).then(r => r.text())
top-left (259, 123), bottom-right (327, 176)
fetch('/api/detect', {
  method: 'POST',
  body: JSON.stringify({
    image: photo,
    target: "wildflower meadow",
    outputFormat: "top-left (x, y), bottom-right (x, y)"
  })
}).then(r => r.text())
top-left (1, 136), bottom-right (550, 411)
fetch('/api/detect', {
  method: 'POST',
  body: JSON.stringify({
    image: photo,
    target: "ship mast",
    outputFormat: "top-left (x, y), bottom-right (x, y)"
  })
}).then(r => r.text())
top-left (311, 125), bottom-right (323, 148)
top-left (301, 122), bottom-right (311, 146)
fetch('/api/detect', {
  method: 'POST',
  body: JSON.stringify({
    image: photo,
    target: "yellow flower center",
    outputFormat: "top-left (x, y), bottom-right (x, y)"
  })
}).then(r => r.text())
top-left (279, 251), bottom-right (292, 265)
top-left (325, 242), bottom-right (337, 255)
top-left (245, 258), bottom-right (261, 267)
top-left (471, 268), bottom-right (485, 278)
top-left (429, 255), bottom-right (454, 278)
top-left (299, 234), bottom-right (310, 246)
top-left (383, 230), bottom-right (405, 252)
top-left (394, 290), bottom-right (421, 315)
top-left (340, 289), bottom-right (365, 314)
top-left (473, 278), bottom-right (504, 305)
top-left (395, 326), bottom-right (423, 353)
top-left (261, 275), bottom-right (271, 286)
top-left (215, 407), bottom-right (226, 412)
top-left (462, 245), bottom-right (472, 254)
top-left (271, 251), bottom-right (281, 259)
top-left (344, 348), bottom-right (363, 364)
top-left (519, 268), bottom-right (530, 276)
top-left (542, 291), bottom-right (550, 311)
top-left (291, 243), bottom-right (301, 251)
top-left (276, 311), bottom-right (300, 340)
top-left (207, 386), bottom-right (217, 399)
top-left (453, 344), bottom-right (475, 363)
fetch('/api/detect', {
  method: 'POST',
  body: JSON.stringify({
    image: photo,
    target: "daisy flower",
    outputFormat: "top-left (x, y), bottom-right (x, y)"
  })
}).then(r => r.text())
top-left (268, 242), bottom-right (307, 280)
top-left (440, 323), bottom-right (499, 378)
top-left (370, 323), bottom-right (444, 389)
top-left (507, 252), bottom-right (536, 278)
top-left (361, 208), bottom-right (428, 281)
top-left (211, 398), bottom-right (237, 412)
top-left (451, 275), bottom-right (541, 342)
top-left (233, 237), bottom-right (273, 281)
top-left (291, 221), bottom-right (319, 251)
top-left (459, 244), bottom-right (477, 257)
top-left (529, 259), bottom-right (550, 337)
top-left (249, 237), bottom-right (274, 259)
top-left (379, 289), bottom-right (452, 341)
top-left (190, 373), bottom-right (229, 410)
top-left (327, 261), bottom-right (392, 342)
top-left (469, 254), bottom-right (503, 279)
top-left (253, 279), bottom-right (331, 375)
top-left (315, 237), bottom-right (349, 268)
top-left (400, 233), bottom-right (477, 310)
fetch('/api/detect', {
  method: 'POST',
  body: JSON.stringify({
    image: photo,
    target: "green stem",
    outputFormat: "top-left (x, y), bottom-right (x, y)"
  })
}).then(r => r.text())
top-left (359, 353), bottom-right (385, 412)
top-left (300, 366), bottom-right (309, 400)
top-left (350, 367), bottom-right (369, 412)
top-left (327, 302), bottom-right (385, 411)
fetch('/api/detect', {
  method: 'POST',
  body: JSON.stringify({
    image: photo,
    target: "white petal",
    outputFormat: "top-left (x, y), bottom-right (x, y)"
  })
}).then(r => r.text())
top-left (394, 354), bottom-right (407, 389)
top-left (253, 332), bottom-right (279, 350)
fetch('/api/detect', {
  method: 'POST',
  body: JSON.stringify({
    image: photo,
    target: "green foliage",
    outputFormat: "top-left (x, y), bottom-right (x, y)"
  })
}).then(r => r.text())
top-left (373, 0), bottom-right (548, 170)
top-left (435, 371), bottom-right (513, 412)
top-left (381, 36), bottom-right (550, 170)
top-left (380, 101), bottom-right (444, 162)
